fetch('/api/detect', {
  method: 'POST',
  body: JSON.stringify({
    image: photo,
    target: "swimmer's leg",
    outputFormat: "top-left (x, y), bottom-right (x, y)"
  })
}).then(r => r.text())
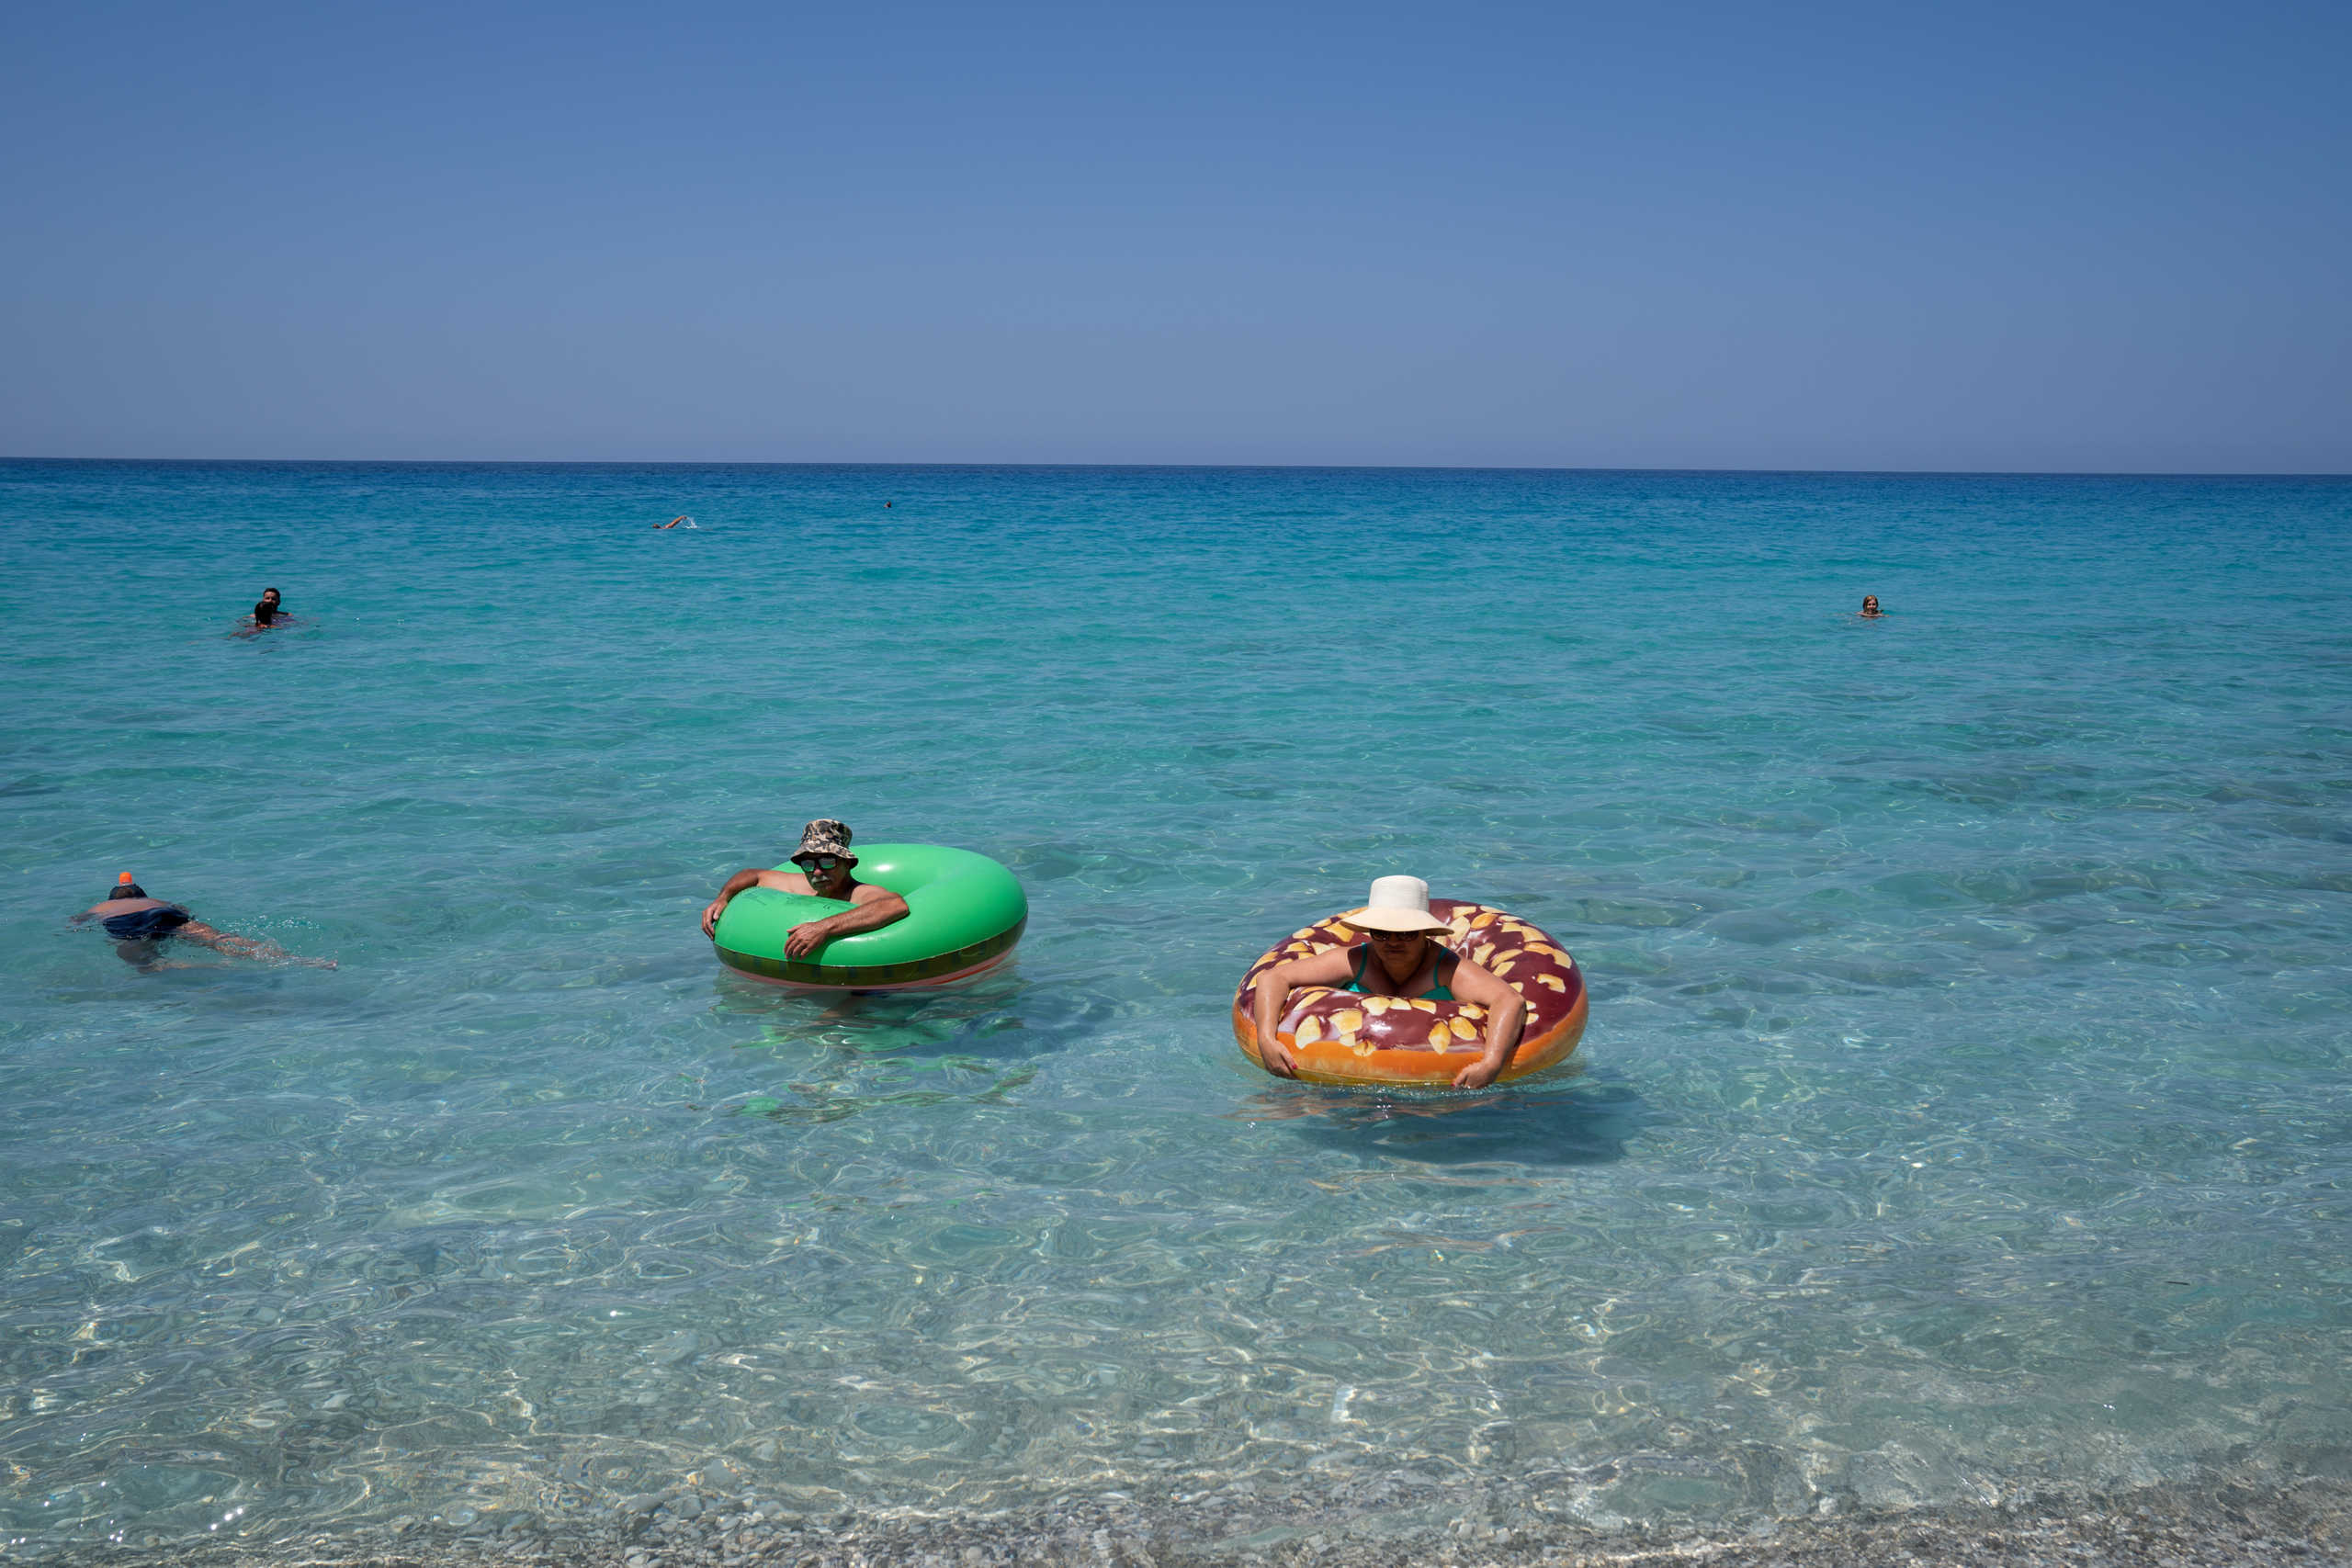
top-left (178, 920), bottom-right (336, 967)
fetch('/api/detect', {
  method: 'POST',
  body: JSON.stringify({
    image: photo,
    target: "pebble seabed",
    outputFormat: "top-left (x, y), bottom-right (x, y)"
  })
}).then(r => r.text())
top-left (18, 1476), bottom-right (2352, 1568)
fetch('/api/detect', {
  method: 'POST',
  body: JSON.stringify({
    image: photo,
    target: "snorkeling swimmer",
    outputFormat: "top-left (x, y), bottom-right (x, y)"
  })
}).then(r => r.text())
top-left (1250, 875), bottom-right (1526, 1089)
top-left (700, 818), bottom-right (910, 956)
top-left (73, 873), bottom-right (335, 969)
top-left (1859, 595), bottom-right (1883, 618)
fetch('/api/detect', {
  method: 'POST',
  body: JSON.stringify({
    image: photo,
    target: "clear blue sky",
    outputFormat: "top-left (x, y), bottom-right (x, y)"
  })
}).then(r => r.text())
top-left (5, 0), bottom-right (2346, 469)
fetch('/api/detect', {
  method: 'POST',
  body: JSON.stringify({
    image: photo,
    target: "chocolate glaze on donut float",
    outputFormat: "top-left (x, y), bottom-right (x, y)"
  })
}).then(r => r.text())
top-left (1231, 898), bottom-right (1588, 1087)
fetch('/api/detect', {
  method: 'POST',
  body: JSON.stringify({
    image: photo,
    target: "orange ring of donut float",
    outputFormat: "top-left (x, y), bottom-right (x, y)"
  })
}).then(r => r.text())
top-left (1231, 898), bottom-right (1588, 1087)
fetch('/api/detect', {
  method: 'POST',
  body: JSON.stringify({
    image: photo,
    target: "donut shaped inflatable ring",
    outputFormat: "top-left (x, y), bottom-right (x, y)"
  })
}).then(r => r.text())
top-left (1232, 899), bottom-right (1587, 1087)
top-left (712, 843), bottom-right (1026, 990)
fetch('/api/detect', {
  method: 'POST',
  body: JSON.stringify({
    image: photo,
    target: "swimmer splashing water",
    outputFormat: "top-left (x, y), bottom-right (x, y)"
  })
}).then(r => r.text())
top-left (652, 515), bottom-right (696, 530)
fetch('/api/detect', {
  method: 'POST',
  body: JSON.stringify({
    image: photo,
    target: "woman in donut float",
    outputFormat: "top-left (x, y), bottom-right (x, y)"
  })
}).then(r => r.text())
top-left (1235, 875), bottom-right (1587, 1089)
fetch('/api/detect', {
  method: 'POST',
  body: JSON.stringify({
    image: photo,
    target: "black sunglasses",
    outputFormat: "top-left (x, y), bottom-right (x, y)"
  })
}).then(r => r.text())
top-left (796, 855), bottom-right (845, 872)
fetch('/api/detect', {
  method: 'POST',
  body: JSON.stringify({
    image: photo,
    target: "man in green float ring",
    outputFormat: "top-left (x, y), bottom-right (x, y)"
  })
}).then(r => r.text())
top-left (699, 818), bottom-right (911, 956)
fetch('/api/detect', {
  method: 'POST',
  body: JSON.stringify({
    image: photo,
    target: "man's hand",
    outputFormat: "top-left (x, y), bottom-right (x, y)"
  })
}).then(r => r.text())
top-left (1451, 1055), bottom-right (1506, 1090)
top-left (784, 920), bottom-right (831, 958)
top-left (700, 897), bottom-right (728, 938)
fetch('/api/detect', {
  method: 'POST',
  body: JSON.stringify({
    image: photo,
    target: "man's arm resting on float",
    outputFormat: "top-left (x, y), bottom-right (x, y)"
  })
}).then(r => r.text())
top-left (700, 867), bottom-right (797, 937)
top-left (831, 886), bottom-right (910, 934)
top-left (781, 887), bottom-right (910, 957)
top-left (1444, 960), bottom-right (1527, 1090)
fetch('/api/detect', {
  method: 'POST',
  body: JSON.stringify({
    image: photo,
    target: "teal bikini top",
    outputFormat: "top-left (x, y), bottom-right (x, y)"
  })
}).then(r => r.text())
top-left (1343, 942), bottom-right (1457, 1001)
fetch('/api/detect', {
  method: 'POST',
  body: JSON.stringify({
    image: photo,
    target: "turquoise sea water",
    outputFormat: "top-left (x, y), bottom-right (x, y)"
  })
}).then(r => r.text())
top-left (3, 461), bottom-right (2349, 1550)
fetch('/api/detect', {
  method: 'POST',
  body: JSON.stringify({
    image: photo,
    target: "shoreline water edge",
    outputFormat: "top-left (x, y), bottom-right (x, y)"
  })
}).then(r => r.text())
top-left (24, 1478), bottom-right (2352, 1568)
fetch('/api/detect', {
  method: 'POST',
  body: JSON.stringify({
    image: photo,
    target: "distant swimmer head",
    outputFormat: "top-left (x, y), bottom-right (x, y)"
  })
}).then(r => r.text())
top-left (1860, 595), bottom-right (1881, 616)
top-left (111, 873), bottom-right (146, 901)
top-left (261, 588), bottom-right (281, 606)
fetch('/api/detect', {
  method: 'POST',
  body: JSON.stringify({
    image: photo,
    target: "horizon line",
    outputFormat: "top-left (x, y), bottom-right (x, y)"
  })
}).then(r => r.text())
top-left (3, 455), bottom-right (2348, 480)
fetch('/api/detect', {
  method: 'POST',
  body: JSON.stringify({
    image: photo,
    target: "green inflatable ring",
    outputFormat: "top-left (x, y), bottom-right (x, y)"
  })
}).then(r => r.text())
top-left (711, 842), bottom-right (1028, 990)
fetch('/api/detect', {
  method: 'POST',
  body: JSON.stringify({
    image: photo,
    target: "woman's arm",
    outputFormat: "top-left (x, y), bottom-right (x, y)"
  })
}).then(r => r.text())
top-left (1251, 947), bottom-right (1356, 1077)
top-left (1442, 958), bottom-right (1527, 1089)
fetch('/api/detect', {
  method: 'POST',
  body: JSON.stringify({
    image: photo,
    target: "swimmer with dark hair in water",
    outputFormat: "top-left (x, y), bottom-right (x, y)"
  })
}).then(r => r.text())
top-left (72, 873), bottom-right (334, 969)
top-left (235, 587), bottom-right (297, 637)
top-left (653, 515), bottom-right (694, 530)
top-left (1859, 594), bottom-right (1883, 618)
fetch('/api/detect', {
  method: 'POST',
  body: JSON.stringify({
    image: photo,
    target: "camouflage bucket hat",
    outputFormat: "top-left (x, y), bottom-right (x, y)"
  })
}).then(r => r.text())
top-left (794, 818), bottom-right (854, 863)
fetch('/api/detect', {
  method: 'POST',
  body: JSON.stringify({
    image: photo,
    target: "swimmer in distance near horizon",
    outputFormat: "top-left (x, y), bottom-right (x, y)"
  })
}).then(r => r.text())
top-left (235, 586), bottom-right (294, 637)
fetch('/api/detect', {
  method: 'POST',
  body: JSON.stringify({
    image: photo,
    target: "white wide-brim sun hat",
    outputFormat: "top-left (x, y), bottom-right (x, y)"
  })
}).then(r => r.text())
top-left (1347, 874), bottom-right (1452, 933)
